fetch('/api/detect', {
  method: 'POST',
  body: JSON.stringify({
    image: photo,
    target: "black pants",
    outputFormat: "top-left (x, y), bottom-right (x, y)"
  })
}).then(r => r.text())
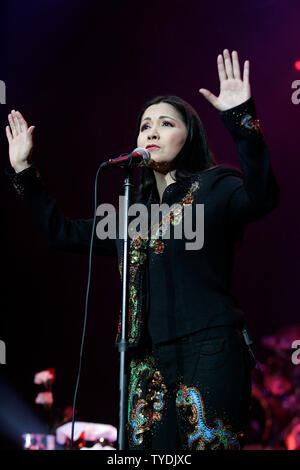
top-left (127, 325), bottom-right (253, 450)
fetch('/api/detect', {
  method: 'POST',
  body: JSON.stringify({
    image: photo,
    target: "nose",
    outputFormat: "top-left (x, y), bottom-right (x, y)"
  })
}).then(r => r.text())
top-left (147, 125), bottom-right (159, 140)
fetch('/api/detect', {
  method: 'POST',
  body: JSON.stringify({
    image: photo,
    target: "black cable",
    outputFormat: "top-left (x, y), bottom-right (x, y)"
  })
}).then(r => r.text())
top-left (70, 162), bottom-right (106, 450)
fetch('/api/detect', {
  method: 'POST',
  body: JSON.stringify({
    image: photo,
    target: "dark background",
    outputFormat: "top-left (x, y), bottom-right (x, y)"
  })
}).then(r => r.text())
top-left (0, 0), bottom-right (299, 449)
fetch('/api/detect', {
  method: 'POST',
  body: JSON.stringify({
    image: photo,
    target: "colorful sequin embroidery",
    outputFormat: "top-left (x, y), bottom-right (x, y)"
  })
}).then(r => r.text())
top-left (241, 114), bottom-right (262, 133)
top-left (149, 180), bottom-right (200, 255)
top-left (128, 355), bottom-right (167, 446)
top-left (117, 178), bottom-right (201, 346)
top-left (176, 384), bottom-right (243, 450)
top-left (117, 235), bottom-right (149, 344)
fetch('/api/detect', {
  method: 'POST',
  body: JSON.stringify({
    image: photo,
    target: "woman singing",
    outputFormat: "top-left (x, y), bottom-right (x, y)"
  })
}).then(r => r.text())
top-left (5, 49), bottom-right (280, 450)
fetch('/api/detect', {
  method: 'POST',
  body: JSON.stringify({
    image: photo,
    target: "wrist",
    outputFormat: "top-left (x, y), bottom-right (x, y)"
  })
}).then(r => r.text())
top-left (13, 162), bottom-right (32, 173)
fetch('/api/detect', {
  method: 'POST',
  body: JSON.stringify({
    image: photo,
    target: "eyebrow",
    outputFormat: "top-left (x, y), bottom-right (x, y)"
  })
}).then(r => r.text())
top-left (141, 115), bottom-right (178, 122)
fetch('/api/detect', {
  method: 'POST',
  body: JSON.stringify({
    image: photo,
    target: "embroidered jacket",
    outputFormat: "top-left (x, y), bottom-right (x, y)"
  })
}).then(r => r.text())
top-left (5, 97), bottom-right (280, 347)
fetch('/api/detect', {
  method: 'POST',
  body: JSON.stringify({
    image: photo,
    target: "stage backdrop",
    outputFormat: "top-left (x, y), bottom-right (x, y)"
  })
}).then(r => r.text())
top-left (1, 0), bottom-right (299, 449)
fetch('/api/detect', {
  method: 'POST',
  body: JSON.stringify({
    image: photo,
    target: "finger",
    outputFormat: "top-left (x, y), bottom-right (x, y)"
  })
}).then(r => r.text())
top-left (8, 112), bottom-right (17, 138)
top-left (199, 88), bottom-right (219, 107)
top-left (232, 50), bottom-right (241, 80)
top-left (223, 49), bottom-right (233, 79)
top-left (217, 54), bottom-right (227, 83)
top-left (12, 110), bottom-right (21, 134)
top-left (28, 126), bottom-right (35, 135)
top-left (16, 111), bottom-right (28, 132)
top-left (5, 125), bottom-right (13, 143)
top-left (243, 60), bottom-right (250, 83)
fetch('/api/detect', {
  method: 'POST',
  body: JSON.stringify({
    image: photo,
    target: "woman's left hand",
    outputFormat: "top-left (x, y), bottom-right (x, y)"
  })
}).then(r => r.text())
top-left (199, 49), bottom-right (251, 111)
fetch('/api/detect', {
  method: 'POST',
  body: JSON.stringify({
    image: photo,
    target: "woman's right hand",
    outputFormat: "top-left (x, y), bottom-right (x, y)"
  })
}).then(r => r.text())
top-left (6, 109), bottom-right (35, 173)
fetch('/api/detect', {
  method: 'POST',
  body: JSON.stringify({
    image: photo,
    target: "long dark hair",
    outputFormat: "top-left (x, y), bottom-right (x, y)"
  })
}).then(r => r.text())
top-left (134, 95), bottom-right (217, 204)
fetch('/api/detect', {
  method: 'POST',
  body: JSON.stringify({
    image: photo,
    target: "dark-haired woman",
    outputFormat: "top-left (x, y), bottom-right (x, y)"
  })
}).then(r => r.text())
top-left (5, 49), bottom-right (280, 450)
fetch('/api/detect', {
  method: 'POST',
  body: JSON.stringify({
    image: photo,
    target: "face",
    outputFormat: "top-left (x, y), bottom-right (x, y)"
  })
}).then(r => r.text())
top-left (137, 102), bottom-right (187, 164)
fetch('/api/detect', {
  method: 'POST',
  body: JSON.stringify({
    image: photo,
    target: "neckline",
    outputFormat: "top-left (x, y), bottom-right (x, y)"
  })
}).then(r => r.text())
top-left (160, 174), bottom-right (200, 204)
top-left (148, 173), bottom-right (202, 206)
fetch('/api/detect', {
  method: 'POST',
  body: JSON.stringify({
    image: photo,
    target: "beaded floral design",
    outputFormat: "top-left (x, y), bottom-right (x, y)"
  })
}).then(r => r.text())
top-left (128, 355), bottom-right (167, 447)
top-left (176, 384), bottom-right (243, 450)
top-left (116, 178), bottom-right (201, 346)
top-left (149, 180), bottom-right (200, 255)
top-left (220, 98), bottom-right (264, 138)
top-left (117, 235), bottom-right (148, 345)
top-left (152, 240), bottom-right (164, 255)
top-left (240, 114), bottom-right (262, 133)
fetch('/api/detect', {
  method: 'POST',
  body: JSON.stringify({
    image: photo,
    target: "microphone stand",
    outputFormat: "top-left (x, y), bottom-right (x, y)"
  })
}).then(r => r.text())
top-left (118, 166), bottom-right (134, 450)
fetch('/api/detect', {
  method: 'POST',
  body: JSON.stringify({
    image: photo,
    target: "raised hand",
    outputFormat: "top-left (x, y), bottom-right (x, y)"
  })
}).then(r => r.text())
top-left (199, 49), bottom-right (251, 111)
top-left (6, 110), bottom-right (35, 173)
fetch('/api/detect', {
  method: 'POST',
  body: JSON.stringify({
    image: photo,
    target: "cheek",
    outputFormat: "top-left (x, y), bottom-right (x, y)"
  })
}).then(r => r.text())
top-left (137, 133), bottom-right (143, 147)
top-left (170, 131), bottom-right (186, 150)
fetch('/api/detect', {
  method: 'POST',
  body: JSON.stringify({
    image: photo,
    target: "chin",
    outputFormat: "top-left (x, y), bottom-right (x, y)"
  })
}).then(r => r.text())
top-left (150, 154), bottom-right (171, 163)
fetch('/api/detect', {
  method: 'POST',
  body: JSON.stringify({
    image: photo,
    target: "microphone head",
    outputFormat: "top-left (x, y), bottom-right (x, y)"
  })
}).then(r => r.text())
top-left (132, 147), bottom-right (151, 162)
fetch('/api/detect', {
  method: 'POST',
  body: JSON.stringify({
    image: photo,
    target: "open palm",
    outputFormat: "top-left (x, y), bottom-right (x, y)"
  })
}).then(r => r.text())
top-left (199, 49), bottom-right (251, 111)
top-left (6, 110), bottom-right (35, 171)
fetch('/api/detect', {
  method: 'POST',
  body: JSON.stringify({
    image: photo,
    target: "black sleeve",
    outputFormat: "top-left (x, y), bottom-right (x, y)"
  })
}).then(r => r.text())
top-left (5, 165), bottom-right (118, 256)
top-left (218, 97), bottom-right (280, 224)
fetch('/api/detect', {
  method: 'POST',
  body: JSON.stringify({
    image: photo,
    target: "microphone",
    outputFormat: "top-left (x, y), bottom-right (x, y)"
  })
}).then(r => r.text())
top-left (101, 147), bottom-right (151, 169)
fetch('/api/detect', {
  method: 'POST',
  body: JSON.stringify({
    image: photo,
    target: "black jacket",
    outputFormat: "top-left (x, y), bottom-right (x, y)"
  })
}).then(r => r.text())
top-left (6, 97), bottom-right (280, 346)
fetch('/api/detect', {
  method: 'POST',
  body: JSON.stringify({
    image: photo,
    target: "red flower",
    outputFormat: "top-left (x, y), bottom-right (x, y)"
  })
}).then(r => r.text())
top-left (34, 368), bottom-right (56, 385)
top-left (35, 391), bottom-right (53, 405)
